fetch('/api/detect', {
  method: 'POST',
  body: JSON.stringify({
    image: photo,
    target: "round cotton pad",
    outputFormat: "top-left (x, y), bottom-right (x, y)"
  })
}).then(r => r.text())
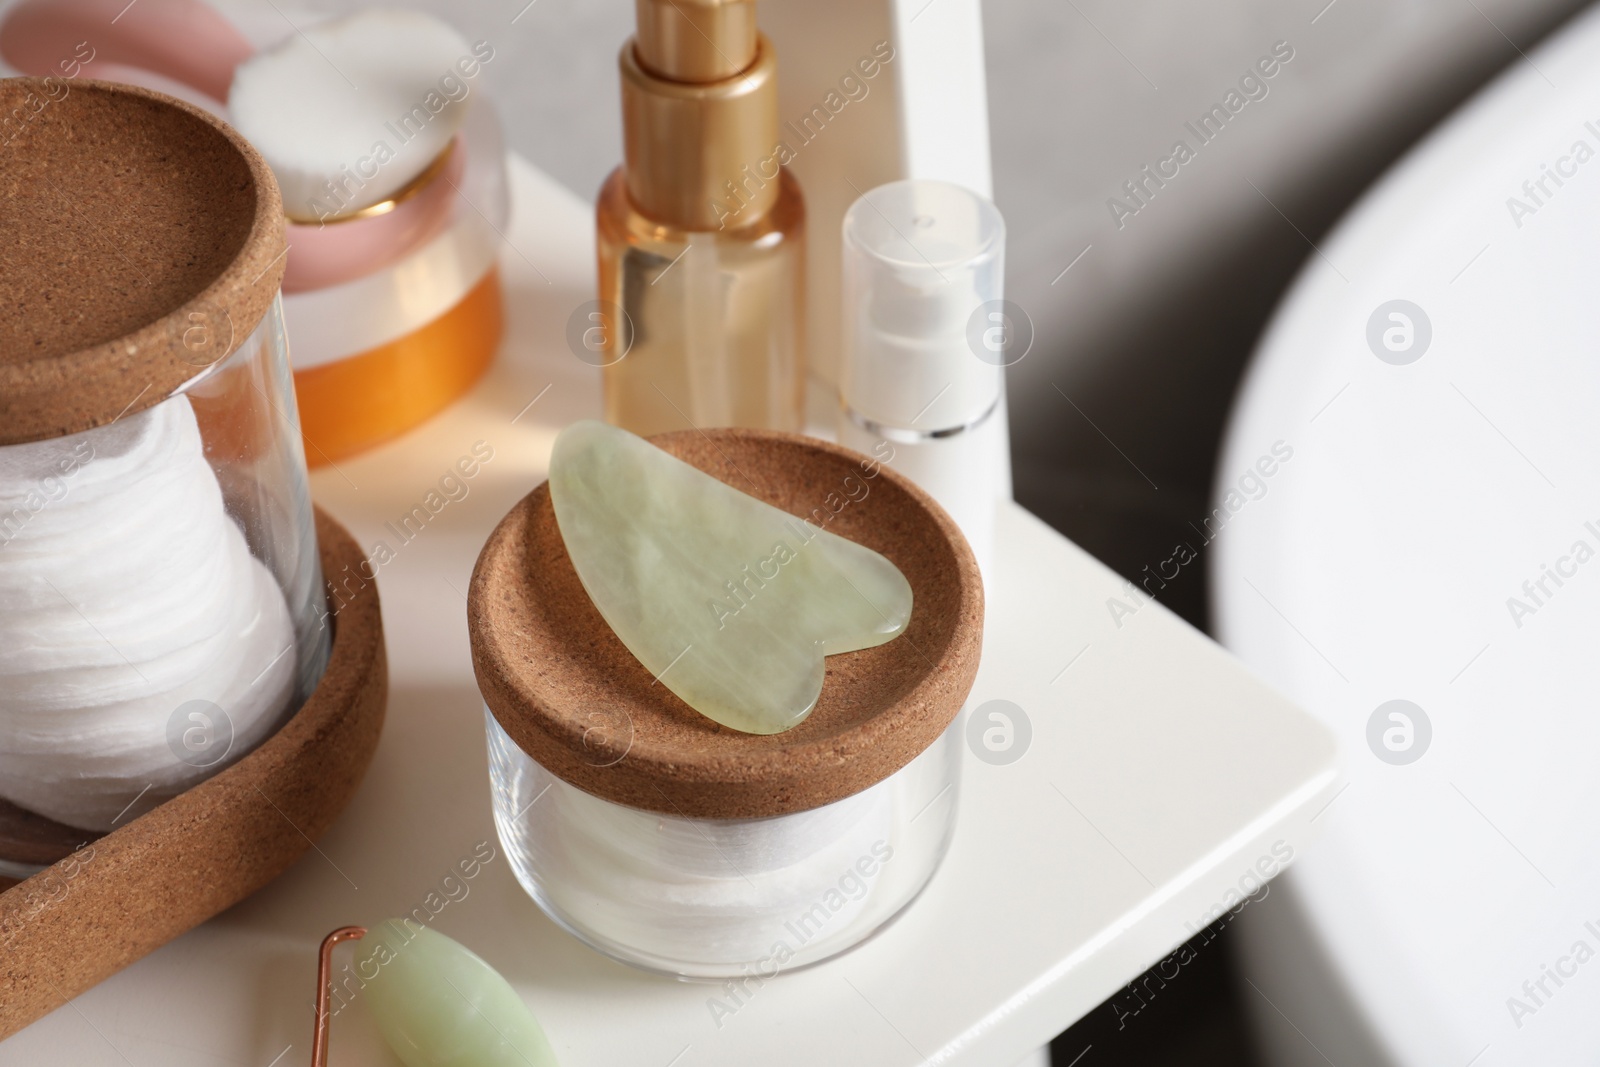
top-left (228, 9), bottom-right (477, 220)
top-left (0, 397), bottom-right (296, 832)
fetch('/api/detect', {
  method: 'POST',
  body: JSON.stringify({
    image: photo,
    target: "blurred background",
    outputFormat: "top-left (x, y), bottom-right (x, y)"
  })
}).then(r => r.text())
top-left (281, 0), bottom-right (1588, 1058)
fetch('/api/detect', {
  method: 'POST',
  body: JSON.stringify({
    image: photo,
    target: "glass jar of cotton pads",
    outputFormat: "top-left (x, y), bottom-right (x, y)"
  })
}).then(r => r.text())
top-left (0, 80), bottom-right (329, 877)
top-left (468, 427), bottom-right (984, 979)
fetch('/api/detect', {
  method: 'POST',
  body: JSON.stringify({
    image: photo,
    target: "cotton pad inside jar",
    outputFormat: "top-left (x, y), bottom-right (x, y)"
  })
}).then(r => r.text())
top-left (0, 78), bottom-right (331, 874)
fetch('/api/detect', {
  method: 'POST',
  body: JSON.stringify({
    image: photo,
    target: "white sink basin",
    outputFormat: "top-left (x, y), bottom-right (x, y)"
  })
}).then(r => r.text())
top-left (1214, 4), bottom-right (1600, 1065)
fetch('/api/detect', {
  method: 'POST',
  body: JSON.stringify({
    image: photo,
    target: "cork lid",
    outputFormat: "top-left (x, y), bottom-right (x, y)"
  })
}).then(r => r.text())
top-left (469, 429), bottom-right (985, 819)
top-left (0, 79), bottom-right (287, 446)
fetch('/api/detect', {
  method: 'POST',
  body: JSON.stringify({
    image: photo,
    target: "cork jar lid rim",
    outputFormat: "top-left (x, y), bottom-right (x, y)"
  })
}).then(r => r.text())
top-left (0, 78), bottom-right (288, 445)
top-left (468, 428), bottom-right (985, 820)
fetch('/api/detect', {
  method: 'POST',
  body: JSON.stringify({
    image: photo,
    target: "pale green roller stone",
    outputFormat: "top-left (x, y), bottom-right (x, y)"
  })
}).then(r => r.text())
top-left (548, 420), bottom-right (913, 735)
top-left (360, 920), bottom-right (559, 1067)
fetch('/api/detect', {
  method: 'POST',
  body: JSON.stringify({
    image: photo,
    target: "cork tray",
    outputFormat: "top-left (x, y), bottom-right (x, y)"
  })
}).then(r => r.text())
top-left (471, 428), bottom-right (986, 820)
top-left (0, 508), bottom-right (387, 1040)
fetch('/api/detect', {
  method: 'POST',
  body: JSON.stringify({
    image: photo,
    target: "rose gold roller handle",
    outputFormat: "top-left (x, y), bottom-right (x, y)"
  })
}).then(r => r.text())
top-left (310, 925), bottom-right (367, 1067)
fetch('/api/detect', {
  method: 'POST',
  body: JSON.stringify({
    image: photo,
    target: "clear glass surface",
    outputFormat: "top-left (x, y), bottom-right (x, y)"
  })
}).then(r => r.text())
top-left (0, 296), bottom-right (329, 866)
top-left (597, 167), bottom-right (805, 437)
top-left (485, 707), bottom-right (961, 979)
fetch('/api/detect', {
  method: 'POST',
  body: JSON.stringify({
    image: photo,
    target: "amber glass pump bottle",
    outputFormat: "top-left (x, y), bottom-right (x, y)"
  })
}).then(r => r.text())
top-left (596, 0), bottom-right (805, 435)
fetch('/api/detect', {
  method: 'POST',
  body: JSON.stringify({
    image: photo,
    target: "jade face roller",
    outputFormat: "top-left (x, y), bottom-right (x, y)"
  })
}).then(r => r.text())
top-left (310, 923), bottom-right (559, 1067)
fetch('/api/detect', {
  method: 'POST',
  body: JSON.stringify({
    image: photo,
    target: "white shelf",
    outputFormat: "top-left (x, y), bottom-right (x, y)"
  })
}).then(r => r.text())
top-left (0, 158), bottom-right (1336, 1067)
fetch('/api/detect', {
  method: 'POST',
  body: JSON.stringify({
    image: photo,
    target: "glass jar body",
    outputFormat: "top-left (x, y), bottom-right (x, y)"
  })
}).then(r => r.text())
top-left (596, 166), bottom-right (806, 437)
top-left (0, 297), bottom-right (329, 875)
top-left (485, 707), bottom-right (960, 979)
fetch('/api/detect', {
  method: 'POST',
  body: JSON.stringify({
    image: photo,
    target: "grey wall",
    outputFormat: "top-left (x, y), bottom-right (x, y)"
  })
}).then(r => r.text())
top-left (985, 0), bottom-right (1589, 622)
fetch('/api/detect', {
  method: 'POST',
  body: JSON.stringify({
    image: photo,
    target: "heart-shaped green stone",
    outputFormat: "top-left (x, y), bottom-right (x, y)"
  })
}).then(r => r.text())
top-left (548, 421), bottom-right (913, 734)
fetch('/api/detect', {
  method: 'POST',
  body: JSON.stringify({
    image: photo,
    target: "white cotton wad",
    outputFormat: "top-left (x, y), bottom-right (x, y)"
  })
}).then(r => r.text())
top-left (228, 9), bottom-right (476, 219)
top-left (530, 767), bottom-right (893, 964)
top-left (0, 397), bottom-right (297, 832)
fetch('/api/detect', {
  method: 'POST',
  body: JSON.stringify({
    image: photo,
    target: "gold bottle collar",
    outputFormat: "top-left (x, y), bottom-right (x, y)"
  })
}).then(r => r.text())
top-left (619, 33), bottom-right (780, 231)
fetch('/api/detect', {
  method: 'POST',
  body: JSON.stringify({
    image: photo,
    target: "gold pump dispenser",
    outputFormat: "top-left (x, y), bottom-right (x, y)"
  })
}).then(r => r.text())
top-left (597, 0), bottom-right (805, 435)
top-left (621, 0), bottom-right (777, 229)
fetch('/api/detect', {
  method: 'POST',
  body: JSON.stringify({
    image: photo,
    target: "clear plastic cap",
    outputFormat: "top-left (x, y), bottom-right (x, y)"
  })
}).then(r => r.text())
top-left (840, 180), bottom-right (1005, 432)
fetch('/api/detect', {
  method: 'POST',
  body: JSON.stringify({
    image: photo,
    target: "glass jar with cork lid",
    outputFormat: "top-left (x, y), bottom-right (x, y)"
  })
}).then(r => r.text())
top-left (0, 78), bottom-right (378, 889)
top-left (468, 425), bottom-right (983, 978)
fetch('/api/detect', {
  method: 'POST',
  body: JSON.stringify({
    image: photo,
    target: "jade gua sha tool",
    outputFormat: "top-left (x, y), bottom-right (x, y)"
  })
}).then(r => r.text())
top-left (311, 923), bottom-right (558, 1067)
top-left (547, 420), bottom-right (914, 735)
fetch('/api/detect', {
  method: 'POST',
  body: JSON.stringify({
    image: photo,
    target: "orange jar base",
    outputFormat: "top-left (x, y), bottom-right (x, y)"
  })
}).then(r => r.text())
top-left (294, 267), bottom-right (503, 467)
